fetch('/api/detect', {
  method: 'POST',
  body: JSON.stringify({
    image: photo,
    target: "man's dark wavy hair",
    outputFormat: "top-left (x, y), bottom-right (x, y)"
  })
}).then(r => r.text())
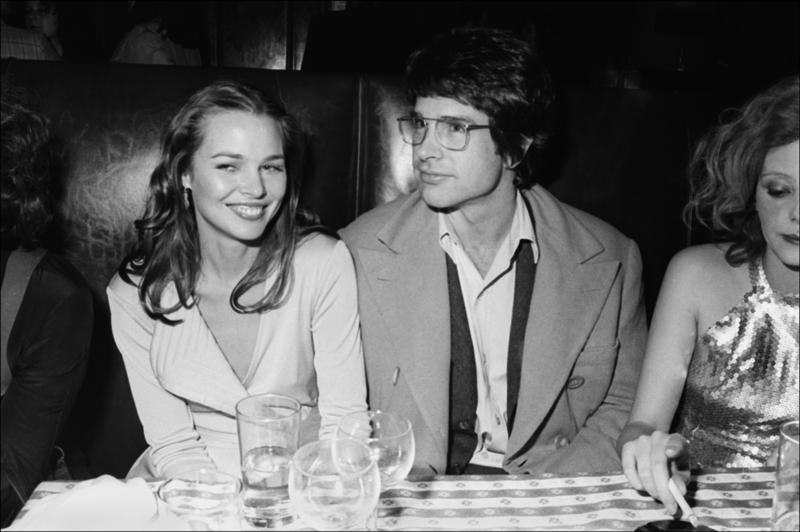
top-left (0, 79), bottom-right (54, 251)
top-left (684, 74), bottom-right (799, 267)
top-left (406, 28), bottom-right (555, 189)
top-left (120, 78), bottom-right (320, 323)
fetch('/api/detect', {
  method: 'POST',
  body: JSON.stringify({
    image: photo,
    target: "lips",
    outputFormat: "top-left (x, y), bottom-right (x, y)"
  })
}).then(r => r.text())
top-left (417, 171), bottom-right (451, 185)
top-left (783, 234), bottom-right (800, 244)
top-left (228, 204), bottom-right (266, 220)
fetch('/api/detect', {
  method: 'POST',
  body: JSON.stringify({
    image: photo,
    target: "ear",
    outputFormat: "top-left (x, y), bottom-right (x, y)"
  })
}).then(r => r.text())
top-left (181, 173), bottom-right (192, 189)
top-left (504, 137), bottom-right (534, 170)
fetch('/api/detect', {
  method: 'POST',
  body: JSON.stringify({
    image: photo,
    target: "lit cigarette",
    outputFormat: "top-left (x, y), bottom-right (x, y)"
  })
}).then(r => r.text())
top-left (668, 478), bottom-right (698, 527)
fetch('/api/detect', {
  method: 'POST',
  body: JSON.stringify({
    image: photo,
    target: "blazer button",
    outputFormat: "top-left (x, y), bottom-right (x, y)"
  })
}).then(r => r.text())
top-left (567, 376), bottom-right (585, 389)
top-left (554, 435), bottom-right (570, 449)
top-left (459, 420), bottom-right (471, 431)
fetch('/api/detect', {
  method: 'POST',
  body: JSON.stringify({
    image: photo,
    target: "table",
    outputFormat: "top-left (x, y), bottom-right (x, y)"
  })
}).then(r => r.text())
top-left (13, 467), bottom-right (775, 531)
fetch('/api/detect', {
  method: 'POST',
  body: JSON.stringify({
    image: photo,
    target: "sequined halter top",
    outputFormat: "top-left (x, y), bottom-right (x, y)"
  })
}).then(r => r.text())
top-left (676, 259), bottom-right (799, 468)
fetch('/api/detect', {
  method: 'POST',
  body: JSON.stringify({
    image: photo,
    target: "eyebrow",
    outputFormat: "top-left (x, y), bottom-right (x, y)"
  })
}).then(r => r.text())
top-left (211, 153), bottom-right (285, 161)
top-left (409, 111), bottom-right (479, 124)
top-left (760, 171), bottom-right (792, 180)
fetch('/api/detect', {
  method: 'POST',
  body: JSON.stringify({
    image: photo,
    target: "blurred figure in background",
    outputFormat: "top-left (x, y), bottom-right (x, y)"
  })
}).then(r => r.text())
top-left (0, 79), bottom-right (92, 526)
top-left (0, 0), bottom-right (59, 61)
top-left (110, 0), bottom-right (174, 65)
top-left (619, 75), bottom-right (799, 516)
top-left (25, 1), bottom-right (61, 58)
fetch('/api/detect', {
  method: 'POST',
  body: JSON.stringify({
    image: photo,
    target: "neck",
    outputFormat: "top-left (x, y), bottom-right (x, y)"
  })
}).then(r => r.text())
top-left (446, 174), bottom-right (517, 251)
top-left (763, 251), bottom-right (800, 295)
top-left (199, 238), bottom-right (261, 289)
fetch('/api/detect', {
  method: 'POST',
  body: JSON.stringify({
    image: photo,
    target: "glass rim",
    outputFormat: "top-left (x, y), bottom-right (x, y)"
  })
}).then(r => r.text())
top-left (338, 410), bottom-right (413, 442)
top-left (157, 468), bottom-right (242, 514)
top-left (780, 420), bottom-right (799, 444)
top-left (235, 393), bottom-right (301, 421)
top-left (291, 438), bottom-right (376, 481)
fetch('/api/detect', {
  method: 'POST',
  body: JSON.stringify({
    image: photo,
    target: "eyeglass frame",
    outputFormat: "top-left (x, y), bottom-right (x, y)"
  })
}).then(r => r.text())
top-left (397, 116), bottom-right (493, 151)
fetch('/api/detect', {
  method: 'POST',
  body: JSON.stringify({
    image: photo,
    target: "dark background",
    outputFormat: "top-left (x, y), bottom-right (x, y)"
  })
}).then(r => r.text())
top-left (5, 0), bottom-right (798, 102)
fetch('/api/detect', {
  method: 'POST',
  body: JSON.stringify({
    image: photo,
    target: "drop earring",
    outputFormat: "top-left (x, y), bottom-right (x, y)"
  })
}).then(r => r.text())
top-left (183, 187), bottom-right (192, 209)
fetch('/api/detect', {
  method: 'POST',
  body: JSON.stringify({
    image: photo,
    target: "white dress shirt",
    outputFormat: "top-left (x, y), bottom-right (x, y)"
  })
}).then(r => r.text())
top-left (438, 191), bottom-right (538, 468)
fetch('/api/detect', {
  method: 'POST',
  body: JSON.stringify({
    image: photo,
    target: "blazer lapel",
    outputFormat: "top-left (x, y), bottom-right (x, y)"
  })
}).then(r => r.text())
top-left (358, 194), bottom-right (451, 466)
top-left (506, 187), bottom-right (620, 460)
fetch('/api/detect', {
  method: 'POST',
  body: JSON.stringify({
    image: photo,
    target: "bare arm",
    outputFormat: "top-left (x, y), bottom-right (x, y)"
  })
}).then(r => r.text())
top-left (620, 248), bottom-right (702, 513)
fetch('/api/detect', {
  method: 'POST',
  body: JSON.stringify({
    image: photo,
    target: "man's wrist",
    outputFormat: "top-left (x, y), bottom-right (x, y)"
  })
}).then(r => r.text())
top-left (616, 421), bottom-right (656, 458)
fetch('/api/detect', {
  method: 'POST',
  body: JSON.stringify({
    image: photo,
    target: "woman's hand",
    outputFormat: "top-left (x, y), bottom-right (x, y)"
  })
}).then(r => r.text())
top-left (621, 431), bottom-right (691, 515)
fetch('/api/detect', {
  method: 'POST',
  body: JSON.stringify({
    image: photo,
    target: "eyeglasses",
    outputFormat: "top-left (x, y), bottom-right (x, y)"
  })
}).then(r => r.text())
top-left (397, 116), bottom-right (492, 151)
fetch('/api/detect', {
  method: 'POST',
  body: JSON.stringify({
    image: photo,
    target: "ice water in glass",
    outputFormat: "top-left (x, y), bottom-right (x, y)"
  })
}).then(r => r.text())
top-left (236, 394), bottom-right (301, 528)
top-left (241, 446), bottom-right (293, 525)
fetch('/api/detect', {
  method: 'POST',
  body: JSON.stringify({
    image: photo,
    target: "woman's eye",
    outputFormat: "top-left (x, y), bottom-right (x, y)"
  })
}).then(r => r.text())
top-left (767, 187), bottom-right (790, 198)
top-left (262, 165), bottom-right (284, 173)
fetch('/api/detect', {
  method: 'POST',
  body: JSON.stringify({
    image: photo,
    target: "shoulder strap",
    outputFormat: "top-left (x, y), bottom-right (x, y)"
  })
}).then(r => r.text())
top-left (1, 248), bottom-right (47, 396)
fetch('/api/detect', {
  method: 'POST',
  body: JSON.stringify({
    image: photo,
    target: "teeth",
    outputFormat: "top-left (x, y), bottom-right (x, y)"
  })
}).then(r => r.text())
top-left (229, 205), bottom-right (264, 216)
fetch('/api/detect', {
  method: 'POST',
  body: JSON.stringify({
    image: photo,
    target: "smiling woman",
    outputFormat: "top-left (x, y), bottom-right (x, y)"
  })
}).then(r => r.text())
top-left (105, 79), bottom-right (368, 479)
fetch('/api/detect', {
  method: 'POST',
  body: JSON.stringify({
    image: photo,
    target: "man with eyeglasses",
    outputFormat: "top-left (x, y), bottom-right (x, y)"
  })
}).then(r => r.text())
top-left (341, 28), bottom-right (647, 477)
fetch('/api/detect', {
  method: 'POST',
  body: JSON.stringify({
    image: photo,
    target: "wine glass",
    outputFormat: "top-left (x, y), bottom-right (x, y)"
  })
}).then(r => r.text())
top-left (337, 411), bottom-right (415, 529)
top-left (288, 439), bottom-right (380, 531)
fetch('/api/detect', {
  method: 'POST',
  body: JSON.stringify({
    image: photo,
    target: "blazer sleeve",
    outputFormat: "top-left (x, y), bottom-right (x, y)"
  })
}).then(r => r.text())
top-left (107, 276), bottom-right (215, 478)
top-left (310, 240), bottom-right (368, 440)
top-left (1, 286), bottom-right (91, 527)
top-left (541, 239), bottom-right (648, 473)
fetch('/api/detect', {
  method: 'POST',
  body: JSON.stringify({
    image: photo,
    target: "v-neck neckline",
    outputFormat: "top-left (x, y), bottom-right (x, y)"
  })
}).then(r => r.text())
top-left (193, 299), bottom-right (261, 388)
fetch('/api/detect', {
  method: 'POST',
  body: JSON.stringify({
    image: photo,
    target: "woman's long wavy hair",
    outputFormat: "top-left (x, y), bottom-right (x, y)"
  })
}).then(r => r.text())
top-left (1, 79), bottom-right (54, 251)
top-left (684, 74), bottom-right (799, 267)
top-left (120, 79), bottom-right (316, 323)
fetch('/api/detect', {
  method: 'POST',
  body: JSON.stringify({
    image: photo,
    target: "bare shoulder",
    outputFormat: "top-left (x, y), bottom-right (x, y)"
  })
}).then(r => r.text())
top-left (665, 243), bottom-right (750, 323)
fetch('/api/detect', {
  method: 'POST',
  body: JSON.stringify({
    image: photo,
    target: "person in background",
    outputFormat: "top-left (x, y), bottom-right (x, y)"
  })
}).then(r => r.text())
top-left (110, 0), bottom-right (173, 65)
top-left (25, 1), bottom-right (61, 58)
top-left (618, 75), bottom-right (799, 515)
top-left (108, 79), bottom-right (367, 479)
top-left (0, 79), bottom-right (92, 527)
top-left (0, 0), bottom-right (59, 61)
top-left (341, 29), bottom-right (648, 477)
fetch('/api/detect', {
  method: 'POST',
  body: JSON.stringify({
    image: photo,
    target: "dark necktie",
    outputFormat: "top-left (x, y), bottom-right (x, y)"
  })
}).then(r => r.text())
top-left (446, 240), bottom-right (536, 474)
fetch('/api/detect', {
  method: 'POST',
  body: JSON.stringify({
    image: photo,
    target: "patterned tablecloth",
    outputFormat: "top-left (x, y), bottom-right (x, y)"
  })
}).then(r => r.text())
top-left (15, 467), bottom-right (776, 531)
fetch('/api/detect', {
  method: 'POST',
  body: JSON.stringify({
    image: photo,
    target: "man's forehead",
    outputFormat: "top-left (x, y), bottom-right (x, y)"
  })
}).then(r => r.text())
top-left (413, 96), bottom-right (488, 122)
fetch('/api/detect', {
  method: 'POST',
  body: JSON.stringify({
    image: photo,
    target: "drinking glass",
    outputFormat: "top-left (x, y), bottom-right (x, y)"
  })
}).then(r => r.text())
top-left (288, 439), bottom-right (381, 531)
top-left (773, 420), bottom-right (799, 531)
top-left (236, 393), bottom-right (301, 528)
top-left (157, 468), bottom-right (242, 531)
top-left (336, 411), bottom-right (415, 489)
top-left (337, 411), bottom-right (415, 530)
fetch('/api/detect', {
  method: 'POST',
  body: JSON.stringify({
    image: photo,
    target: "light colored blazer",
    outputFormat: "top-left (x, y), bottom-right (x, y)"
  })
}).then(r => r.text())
top-left (341, 185), bottom-right (648, 477)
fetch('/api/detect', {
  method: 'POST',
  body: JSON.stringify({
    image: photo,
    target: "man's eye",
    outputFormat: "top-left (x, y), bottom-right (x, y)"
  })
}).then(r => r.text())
top-left (411, 118), bottom-right (426, 130)
top-left (446, 122), bottom-right (467, 133)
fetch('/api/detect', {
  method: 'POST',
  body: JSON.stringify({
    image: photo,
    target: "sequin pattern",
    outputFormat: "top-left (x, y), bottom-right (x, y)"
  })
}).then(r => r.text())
top-left (676, 259), bottom-right (799, 468)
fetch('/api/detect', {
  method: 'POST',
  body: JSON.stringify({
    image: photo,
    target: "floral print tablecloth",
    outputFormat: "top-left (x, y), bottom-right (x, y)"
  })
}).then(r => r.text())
top-left (17, 467), bottom-right (775, 531)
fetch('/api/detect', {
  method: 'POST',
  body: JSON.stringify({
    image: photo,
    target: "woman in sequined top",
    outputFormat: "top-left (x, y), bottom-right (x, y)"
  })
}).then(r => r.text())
top-left (616, 75), bottom-right (799, 516)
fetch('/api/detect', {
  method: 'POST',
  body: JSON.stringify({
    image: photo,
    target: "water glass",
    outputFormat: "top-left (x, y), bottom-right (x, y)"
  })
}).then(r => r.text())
top-left (236, 393), bottom-right (301, 528)
top-left (289, 439), bottom-right (381, 531)
top-left (337, 411), bottom-right (415, 489)
top-left (773, 420), bottom-right (799, 531)
top-left (157, 468), bottom-right (242, 531)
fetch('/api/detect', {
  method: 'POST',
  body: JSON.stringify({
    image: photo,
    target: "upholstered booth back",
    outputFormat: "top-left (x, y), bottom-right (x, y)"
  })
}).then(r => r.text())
top-left (1, 59), bottom-right (727, 478)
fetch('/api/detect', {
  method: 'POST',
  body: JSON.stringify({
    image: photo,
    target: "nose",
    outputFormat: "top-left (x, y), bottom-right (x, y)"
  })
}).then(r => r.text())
top-left (414, 124), bottom-right (443, 161)
top-left (791, 193), bottom-right (799, 223)
top-left (240, 166), bottom-right (267, 198)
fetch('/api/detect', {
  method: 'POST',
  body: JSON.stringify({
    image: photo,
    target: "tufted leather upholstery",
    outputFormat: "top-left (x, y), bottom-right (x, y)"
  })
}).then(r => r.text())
top-left (1, 58), bottom-right (726, 478)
